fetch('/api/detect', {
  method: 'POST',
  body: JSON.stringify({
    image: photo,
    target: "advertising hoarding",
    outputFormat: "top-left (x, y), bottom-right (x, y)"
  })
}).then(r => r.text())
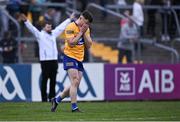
top-left (105, 64), bottom-right (180, 100)
top-left (0, 63), bottom-right (104, 102)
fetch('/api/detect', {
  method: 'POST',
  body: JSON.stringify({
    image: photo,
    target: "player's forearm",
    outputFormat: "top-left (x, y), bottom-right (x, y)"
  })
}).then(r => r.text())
top-left (84, 35), bottom-right (92, 49)
top-left (85, 41), bottom-right (92, 49)
top-left (68, 32), bottom-right (83, 46)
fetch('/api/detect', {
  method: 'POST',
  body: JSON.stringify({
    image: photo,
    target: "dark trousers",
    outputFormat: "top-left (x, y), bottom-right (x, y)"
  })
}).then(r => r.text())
top-left (40, 60), bottom-right (58, 102)
top-left (147, 10), bottom-right (156, 36)
top-left (118, 49), bottom-right (132, 63)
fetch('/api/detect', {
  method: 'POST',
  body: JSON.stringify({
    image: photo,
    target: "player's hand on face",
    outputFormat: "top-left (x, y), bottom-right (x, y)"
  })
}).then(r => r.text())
top-left (80, 23), bottom-right (89, 34)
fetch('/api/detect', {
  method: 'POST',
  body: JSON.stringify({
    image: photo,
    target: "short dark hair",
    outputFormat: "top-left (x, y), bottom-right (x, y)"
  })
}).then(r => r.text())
top-left (81, 10), bottom-right (93, 23)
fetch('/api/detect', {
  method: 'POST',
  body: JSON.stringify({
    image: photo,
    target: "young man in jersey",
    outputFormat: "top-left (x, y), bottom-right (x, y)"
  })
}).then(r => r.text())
top-left (51, 10), bottom-right (93, 112)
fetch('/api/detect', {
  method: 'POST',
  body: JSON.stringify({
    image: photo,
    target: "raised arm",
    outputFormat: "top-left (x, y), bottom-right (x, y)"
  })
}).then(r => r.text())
top-left (19, 14), bottom-right (40, 39)
top-left (52, 13), bottom-right (75, 38)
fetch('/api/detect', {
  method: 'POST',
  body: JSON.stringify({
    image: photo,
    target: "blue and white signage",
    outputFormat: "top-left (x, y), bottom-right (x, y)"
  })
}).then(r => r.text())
top-left (0, 65), bottom-right (31, 102)
top-left (0, 63), bottom-right (104, 102)
top-left (32, 63), bottom-right (104, 101)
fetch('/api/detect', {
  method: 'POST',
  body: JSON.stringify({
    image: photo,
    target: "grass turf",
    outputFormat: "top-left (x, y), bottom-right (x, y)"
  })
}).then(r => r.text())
top-left (0, 101), bottom-right (180, 121)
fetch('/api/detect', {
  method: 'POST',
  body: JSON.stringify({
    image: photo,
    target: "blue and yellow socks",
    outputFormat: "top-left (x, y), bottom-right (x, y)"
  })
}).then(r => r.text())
top-left (72, 103), bottom-right (78, 110)
top-left (55, 97), bottom-right (78, 111)
top-left (55, 96), bottom-right (62, 104)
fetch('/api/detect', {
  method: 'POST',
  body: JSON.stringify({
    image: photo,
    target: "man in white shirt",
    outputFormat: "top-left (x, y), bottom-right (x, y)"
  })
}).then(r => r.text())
top-left (19, 13), bottom-right (74, 102)
top-left (133, 0), bottom-right (144, 36)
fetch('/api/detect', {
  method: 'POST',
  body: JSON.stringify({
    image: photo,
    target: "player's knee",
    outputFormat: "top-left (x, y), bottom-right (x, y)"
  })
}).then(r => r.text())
top-left (71, 73), bottom-right (78, 80)
top-left (74, 80), bottom-right (80, 87)
top-left (72, 76), bottom-right (80, 87)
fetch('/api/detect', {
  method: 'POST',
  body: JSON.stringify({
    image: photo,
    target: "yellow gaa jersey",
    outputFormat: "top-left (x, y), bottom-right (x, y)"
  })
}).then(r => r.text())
top-left (64, 22), bottom-right (90, 62)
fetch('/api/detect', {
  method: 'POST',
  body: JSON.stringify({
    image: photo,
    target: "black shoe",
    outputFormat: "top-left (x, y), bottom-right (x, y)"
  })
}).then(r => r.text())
top-left (51, 98), bottom-right (58, 112)
top-left (72, 108), bottom-right (82, 113)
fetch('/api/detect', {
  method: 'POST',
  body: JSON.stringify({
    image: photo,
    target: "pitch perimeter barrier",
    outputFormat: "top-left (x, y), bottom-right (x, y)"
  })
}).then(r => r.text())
top-left (1, 63), bottom-right (180, 102)
top-left (0, 63), bottom-right (104, 102)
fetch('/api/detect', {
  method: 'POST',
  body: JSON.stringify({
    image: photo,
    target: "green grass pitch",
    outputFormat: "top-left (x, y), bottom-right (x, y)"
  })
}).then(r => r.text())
top-left (0, 101), bottom-right (180, 121)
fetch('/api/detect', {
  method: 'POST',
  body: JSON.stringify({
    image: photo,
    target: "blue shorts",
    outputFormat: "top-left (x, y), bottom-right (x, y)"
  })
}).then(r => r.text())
top-left (63, 55), bottom-right (84, 71)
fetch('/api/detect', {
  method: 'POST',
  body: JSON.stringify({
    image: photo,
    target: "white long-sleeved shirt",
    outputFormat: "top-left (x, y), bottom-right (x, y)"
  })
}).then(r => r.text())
top-left (133, 2), bottom-right (144, 26)
top-left (24, 19), bottom-right (71, 61)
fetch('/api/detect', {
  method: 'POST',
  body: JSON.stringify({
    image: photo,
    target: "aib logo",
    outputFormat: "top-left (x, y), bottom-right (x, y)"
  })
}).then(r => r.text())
top-left (119, 72), bottom-right (130, 91)
top-left (115, 67), bottom-right (135, 96)
top-left (0, 66), bottom-right (26, 100)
